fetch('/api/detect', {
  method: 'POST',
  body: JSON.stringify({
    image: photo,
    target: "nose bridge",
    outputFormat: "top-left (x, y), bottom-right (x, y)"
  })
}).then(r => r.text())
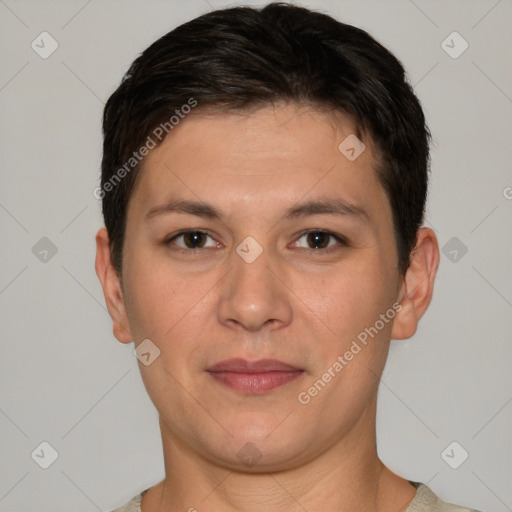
top-left (217, 236), bottom-right (292, 331)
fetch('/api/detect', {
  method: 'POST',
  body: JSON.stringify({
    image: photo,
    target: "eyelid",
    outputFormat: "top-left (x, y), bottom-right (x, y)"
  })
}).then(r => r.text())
top-left (165, 229), bottom-right (218, 249)
top-left (292, 229), bottom-right (349, 250)
top-left (165, 228), bottom-right (348, 252)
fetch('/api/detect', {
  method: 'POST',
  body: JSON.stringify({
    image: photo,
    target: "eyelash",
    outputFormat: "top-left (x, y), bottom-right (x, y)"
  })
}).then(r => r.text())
top-left (164, 229), bottom-right (349, 254)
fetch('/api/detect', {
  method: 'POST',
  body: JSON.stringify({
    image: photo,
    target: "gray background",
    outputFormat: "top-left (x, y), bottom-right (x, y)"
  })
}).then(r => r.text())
top-left (0, 0), bottom-right (511, 511)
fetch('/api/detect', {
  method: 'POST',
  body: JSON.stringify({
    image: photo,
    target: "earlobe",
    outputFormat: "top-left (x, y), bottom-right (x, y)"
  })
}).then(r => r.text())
top-left (391, 227), bottom-right (440, 341)
top-left (95, 227), bottom-right (133, 344)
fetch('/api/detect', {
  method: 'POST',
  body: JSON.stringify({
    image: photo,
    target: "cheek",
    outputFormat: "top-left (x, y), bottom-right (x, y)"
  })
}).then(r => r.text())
top-left (126, 277), bottom-right (197, 343)
top-left (122, 253), bottom-right (221, 376)
top-left (296, 262), bottom-right (397, 411)
top-left (122, 247), bottom-right (190, 342)
top-left (304, 258), bottom-right (395, 345)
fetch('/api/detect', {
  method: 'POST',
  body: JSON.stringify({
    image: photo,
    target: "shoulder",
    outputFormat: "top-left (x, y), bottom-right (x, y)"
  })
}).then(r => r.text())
top-left (109, 489), bottom-right (146, 512)
top-left (406, 482), bottom-right (482, 512)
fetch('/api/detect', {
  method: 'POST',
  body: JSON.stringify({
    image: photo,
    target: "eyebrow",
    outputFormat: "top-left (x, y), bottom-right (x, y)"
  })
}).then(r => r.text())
top-left (144, 196), bottom-right (370, 223)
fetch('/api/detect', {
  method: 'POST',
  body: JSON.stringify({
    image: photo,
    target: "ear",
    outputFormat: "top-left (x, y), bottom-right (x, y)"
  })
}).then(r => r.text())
top-left (391, 227), bottom-right (440, 340)
top-left (95, 227), bottom-right (132, 344)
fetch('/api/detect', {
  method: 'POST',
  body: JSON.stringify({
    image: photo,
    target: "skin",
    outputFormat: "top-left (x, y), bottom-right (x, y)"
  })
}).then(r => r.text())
top-left (96, 103), bottom-right (439, 512)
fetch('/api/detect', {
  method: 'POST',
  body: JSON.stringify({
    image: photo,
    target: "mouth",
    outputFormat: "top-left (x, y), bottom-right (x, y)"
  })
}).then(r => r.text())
top-left (206, 358), bottom-right (305, 394)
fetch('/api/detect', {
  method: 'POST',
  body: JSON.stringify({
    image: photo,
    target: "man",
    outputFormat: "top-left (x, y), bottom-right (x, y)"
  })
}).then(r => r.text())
top-left (95, 3), bottom-right (481, 511)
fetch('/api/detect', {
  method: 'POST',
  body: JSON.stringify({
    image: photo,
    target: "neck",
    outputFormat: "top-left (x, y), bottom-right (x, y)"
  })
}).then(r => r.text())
top-left (143, 399), bottom-right (416, 512)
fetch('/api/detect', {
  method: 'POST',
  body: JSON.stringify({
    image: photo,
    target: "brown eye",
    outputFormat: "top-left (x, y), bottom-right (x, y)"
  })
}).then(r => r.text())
top-left (294, 230), bottom-right (347, 251)
top-left (306, 231), bottom-right (330, 249)
top-left (166, 230), bottom-right (217, 250)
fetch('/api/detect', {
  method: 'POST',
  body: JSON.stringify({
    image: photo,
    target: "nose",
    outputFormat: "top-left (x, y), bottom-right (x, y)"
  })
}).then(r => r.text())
top-left (217, 241), bottom-right (293, 333)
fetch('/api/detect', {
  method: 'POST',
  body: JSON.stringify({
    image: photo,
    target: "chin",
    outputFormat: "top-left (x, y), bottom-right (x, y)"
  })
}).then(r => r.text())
top-left (199, 414), bottom-right (312, 471)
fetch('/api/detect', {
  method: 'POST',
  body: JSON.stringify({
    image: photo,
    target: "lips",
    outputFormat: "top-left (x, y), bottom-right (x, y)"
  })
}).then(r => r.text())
top-left (206, 358), bottom-right (304, 393)
top-left (207, 358), bottom-right (301, 373)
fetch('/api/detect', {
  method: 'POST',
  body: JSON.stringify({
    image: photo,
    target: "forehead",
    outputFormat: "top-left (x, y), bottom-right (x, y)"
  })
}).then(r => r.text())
top-left (128, 103), bottom-right (389, 223)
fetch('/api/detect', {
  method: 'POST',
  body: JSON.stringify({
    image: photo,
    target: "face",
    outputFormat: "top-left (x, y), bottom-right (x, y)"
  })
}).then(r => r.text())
top-left (103, 103), bottom-right (412, 471)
